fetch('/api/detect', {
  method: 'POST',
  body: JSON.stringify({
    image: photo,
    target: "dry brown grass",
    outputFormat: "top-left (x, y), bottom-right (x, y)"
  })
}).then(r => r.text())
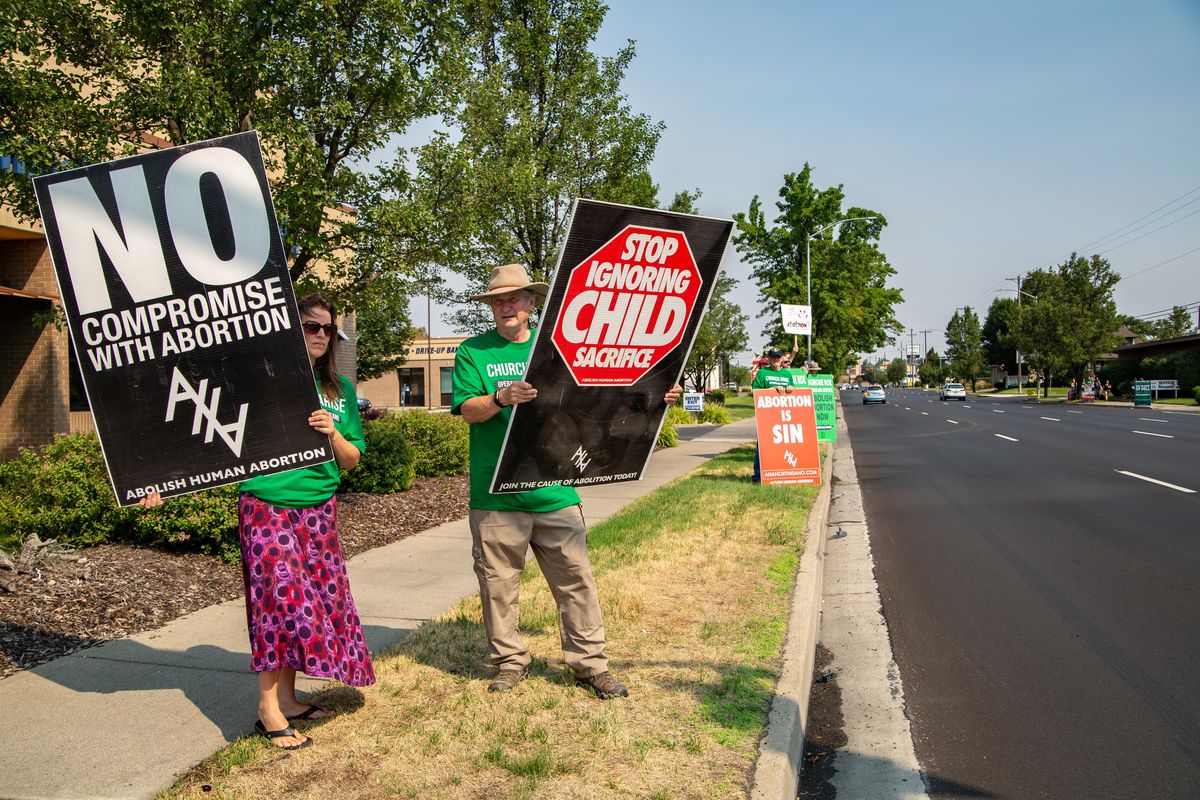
top-left (164, 447), bottom-right (816, 800)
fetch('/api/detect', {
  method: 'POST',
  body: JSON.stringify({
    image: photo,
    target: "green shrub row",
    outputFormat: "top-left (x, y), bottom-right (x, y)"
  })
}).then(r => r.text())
top-left (0, 410), bottom-right (471, 559)
top-left (0, 433), bottom-right (240, 561)
top-left (665, 404), bottom-right (693, 426)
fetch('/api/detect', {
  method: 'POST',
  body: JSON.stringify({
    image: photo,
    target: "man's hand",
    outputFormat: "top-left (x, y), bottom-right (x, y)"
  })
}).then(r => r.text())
top-left (663, 384), bottom-right (683, 405)
top-left (501, 380), bottom-right (538, 406)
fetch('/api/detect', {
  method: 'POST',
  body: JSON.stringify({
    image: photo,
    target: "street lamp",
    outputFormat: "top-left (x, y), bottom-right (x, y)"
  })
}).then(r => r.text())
top-left (1000, 277), bottom-right (1036, 394)
top-left (805, 216), bottom-right (879, 365)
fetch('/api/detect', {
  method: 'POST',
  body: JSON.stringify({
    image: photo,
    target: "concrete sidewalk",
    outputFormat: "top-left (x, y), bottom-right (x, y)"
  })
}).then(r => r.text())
top-left (0, 418), bottom-right (764, 800)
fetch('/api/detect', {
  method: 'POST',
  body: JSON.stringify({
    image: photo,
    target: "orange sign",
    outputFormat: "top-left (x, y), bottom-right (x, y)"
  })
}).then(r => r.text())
top-left (754, 388), bottom-right (821, 485)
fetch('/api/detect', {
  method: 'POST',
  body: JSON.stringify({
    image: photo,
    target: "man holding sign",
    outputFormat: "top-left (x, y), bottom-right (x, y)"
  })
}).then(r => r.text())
top-left (452, 264), bottom-right (682, 699)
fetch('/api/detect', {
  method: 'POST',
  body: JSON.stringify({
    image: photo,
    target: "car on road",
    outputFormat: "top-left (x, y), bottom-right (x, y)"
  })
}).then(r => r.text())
top-left (862, 385), bottom-right (887, 404)
top-left (939, 382), bottom-right (967, 401)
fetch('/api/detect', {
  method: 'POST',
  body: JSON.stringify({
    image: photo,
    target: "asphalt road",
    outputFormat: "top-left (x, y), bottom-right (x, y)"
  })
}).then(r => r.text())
top-left (842, 389), bottom-right (1200, 799)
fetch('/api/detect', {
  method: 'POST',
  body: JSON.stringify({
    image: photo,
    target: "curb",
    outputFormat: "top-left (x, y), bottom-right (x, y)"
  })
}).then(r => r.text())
top-left (749, 439), bottom-right (834, 799)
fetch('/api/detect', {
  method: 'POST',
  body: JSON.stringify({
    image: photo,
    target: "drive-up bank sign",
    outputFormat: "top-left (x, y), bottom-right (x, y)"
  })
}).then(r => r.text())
top-left (551, 225), bottom-right (701, 385)
top-left (33, 131), bottom-right (329, 505)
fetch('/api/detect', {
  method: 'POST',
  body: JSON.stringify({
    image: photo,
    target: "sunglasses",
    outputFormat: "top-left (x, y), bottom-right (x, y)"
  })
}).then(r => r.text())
top-left (301, 321), bottom-right (338, 336)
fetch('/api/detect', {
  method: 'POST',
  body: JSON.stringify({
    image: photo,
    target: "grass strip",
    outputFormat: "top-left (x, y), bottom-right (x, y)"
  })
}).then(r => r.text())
top-left (164, 444), bottom-right (818, 800)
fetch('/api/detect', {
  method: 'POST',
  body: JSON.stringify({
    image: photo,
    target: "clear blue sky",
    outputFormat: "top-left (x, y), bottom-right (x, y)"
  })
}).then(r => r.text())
top-left (413, 0), bottom-right (1199, 366)
top-left (591, 0), bottom-right (1200, 363)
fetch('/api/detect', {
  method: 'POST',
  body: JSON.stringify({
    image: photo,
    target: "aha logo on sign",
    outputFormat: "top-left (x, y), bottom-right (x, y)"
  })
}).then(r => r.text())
top-left (551, 225), bottom-right (701, 385)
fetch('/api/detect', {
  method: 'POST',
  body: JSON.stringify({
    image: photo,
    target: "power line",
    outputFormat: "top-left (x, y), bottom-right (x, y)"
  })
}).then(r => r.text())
top-left (1072, 184), bottom-right (1200, 253)
top-left (1097, 206), bottom-right (1200, 256)
top-left (1118, 245), bottom-right (1200, 281)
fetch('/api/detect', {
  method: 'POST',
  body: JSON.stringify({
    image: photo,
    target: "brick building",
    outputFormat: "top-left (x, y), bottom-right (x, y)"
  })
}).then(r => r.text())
top-left (0, 201), bottom-right (75, 459)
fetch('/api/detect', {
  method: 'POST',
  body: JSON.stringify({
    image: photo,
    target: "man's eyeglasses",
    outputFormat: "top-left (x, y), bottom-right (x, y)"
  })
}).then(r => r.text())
top-left (302, 321), bottom-right (338, 336)
top-left (488, 294), bottom-right (527, 308)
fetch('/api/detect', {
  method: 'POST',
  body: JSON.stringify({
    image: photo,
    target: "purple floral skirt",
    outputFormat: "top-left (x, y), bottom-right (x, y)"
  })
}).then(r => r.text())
top-left (237, 493), bottom-right (375, 686)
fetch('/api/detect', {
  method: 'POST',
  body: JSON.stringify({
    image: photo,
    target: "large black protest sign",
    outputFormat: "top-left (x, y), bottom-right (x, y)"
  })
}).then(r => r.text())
top-left (490, 199), bottom-right (733, 493)
top-left (33, 132), bottom-right (330, 505)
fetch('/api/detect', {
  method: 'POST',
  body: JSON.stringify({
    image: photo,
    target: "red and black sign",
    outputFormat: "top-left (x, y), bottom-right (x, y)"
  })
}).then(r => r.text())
top-left (551, 225), bottom-right (701, 385)
top-left (32, 132), bottom-right (329, 505)
top-left (490, 199), bottom-right (733, 493)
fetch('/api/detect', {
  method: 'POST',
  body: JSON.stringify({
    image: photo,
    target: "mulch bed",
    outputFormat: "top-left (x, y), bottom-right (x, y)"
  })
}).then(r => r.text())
top-left (0, 475), bottom-right (470, 679)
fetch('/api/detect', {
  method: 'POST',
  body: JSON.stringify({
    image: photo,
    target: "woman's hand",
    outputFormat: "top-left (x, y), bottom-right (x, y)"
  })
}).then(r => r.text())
top-left (309, 408), bottom-right (337, 438)
top-left (138, 491), bottom-right (163, 509)
top-left (663, 384), bottom-right (683, 405)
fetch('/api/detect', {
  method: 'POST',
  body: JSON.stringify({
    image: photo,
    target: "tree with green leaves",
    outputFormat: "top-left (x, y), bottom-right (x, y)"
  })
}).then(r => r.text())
top-left (395, 0), bottom-right (663, 333)
top-left (1012, 254), bottom-right (1120, 395)
top-left (732, 164), bottom-right (902, 378)
top-left (945, 307), bottom-right (985, 385)
top-left (1146, 306), bottom-right (1196, 339)
top-left (982, 296), bottom-right (1020, 374)
top-left (1, 0), bottom-right (461, 371)
top-left (919, 348), bottom-right (944, 387)
top-left (683, 273), bottom-right (749, 392)
top-left (885, 358), bottom-right (908, 385)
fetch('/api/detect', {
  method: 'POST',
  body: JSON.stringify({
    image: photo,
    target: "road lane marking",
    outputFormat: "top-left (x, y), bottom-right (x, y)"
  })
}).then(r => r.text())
top-left (947, 419), bottom-right (959, 424)
top-left (921, 411), bottom-right (929, 416)
top-left (1132, 430), bottom-right (1175, 439)
top-left (1116, 470), bottom-right (1195, 494)
top-left (995, 434), bottom-right (1019, 442)
top-left (1138, 418), bottom-right (1168, 424)
top-left (992, 409), bottom-right (1005, 413)
top-left (1067, 410), bottom-right (1083, 414)
top-left (1163, 411), bottom-right (1194, 416)
top-left (1022, 405), bottom-right (1035, 409)
top-left (1040, 416), bottom-right (1060, 422)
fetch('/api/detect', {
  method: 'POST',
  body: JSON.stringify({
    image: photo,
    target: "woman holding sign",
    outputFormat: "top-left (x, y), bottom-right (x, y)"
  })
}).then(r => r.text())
top-left (142, 293), bottom-right (374, 750)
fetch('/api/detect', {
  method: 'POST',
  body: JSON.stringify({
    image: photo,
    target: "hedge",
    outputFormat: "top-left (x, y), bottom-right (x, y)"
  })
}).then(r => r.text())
top-left (386, 410), bottom-right (470, 477)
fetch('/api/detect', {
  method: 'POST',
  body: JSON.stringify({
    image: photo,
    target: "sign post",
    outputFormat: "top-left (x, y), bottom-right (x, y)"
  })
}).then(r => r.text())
top-left (32, 132), bottom-right (329, 505)
top-left (753, 388), bottom-right (821, 485)
top-left (1133, 380), bottom-right (1152, 407)
top-left (490, 199), bottom-right (733, 493)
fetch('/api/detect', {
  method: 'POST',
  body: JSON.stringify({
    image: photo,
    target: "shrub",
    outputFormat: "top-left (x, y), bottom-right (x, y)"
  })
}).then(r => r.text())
top-left (388, 410), bottom-right (469, 477)
top-left (0, 433), bottom-right (134, 550)
top-left (341, 415), bottom-right (416, 493)
top-left (697, 402), bottom-right (730, 424)
top-left (665, 404), bottom-right (693, 426)
top-left (705, 390), bottom-right (726, 405)
top-left (131, 485), bottom-right (240, 563)
top-left (657, 420), bottom-right (679, 448)
top-left (0, 433), bottom-right (239, 561)
top-left (1194, 385), bottom-right (1200, 404)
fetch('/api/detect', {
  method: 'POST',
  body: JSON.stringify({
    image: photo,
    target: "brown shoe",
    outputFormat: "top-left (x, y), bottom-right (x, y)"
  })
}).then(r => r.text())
top-left (575, 671), bottom-right (629, 699)
top-left (488, 667), bottom-right (528, 693)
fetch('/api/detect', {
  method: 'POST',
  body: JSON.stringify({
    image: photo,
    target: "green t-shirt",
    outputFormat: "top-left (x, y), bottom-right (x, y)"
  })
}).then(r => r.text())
top-left (752, 366), bottom-right (793, 389)
top-left (238, 375), bottom-right (365, 508)
top-left (451, 328), bottom-right (581, 512)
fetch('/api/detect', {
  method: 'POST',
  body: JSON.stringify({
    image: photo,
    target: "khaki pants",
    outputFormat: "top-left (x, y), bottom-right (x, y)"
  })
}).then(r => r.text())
top-left (468, 505), bottom-right (607, 678)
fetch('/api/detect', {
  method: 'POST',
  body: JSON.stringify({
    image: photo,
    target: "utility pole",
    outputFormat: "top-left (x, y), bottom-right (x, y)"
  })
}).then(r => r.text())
top-left (908, 329), bottom-right (917, 386)
top-left (1006, 274), bottom-right (1024, 393)
top-left (919, 329), bottom-right (933, 383)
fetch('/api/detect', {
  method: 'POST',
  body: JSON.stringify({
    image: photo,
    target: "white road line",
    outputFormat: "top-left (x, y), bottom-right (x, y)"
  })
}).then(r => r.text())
top-left (921, 411), bottom-right (929, 416)
top-left (947, 419), bottom-right (959, 424)
top-left (1040, 416), bottom-right (1060, 422)
top-left (992, 409), bottom-right (1005, 413)
top-left (1163, 411), bottom-right (1195, 416)
top-left (1138, 418), bottom-right (1169, 423)
top-left (1022, 405), bottom-right (1035, 409)
top-left (995, 434), bottom-right (1019, 442)
top-left (1067, 410), bottom-right (1083, 414)
top-left (1132, 430), bottom-right (1175, 439)
top-left (1115, 470), bottom-right (1195, 494)
top-left (963, 404), bottom-right (972, 408)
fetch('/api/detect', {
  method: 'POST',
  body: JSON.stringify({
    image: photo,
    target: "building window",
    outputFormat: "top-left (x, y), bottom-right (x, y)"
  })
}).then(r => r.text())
top-left (440, 367), bottom-right (454, 407)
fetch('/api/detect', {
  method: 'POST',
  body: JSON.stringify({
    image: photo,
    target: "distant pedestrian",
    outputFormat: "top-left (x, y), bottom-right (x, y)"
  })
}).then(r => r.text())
top-left (141, 293), bottom-right (374, 750)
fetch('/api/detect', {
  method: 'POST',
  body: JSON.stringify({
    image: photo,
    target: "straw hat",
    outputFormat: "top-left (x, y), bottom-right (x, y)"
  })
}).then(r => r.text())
top-left (469, 264), bottom-right (550, 302)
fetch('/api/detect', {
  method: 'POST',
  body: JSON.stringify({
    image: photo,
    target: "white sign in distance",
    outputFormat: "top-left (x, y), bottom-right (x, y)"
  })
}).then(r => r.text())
top-left (683, 392), bottom-right (704, 412)
top-left (781, 304), bottom-right (811, 335)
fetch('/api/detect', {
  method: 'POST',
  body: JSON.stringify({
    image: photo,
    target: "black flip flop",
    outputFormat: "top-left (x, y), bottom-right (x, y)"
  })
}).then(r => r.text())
top-left (254, 719), bottom-right (312, 750)
top-left (286, 705), bottom-right (332, 721)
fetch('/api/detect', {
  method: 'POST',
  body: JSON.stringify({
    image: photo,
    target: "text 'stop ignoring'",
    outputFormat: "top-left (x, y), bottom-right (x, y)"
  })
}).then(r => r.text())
top-left (550, 225), bottom-right (701, 385)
